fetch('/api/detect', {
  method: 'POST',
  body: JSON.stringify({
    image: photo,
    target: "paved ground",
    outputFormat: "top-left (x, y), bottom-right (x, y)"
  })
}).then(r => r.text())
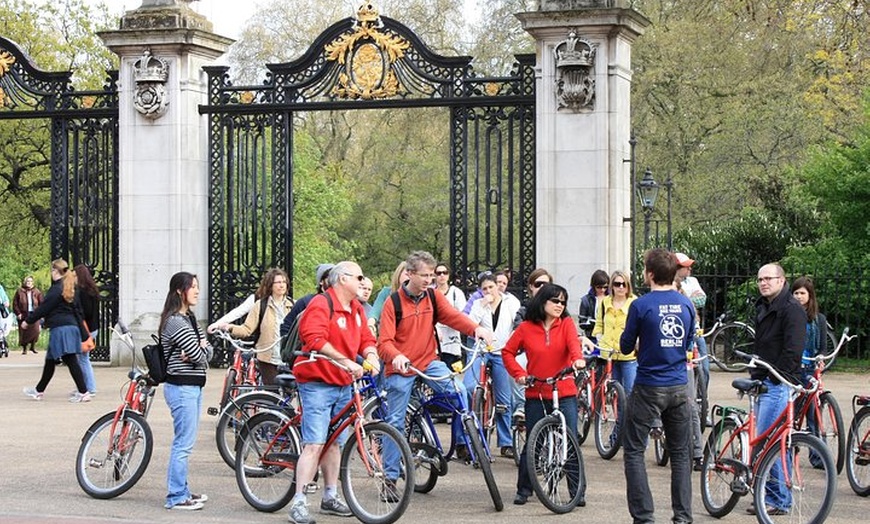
top-left (1, 354), bottom-right (868, 523)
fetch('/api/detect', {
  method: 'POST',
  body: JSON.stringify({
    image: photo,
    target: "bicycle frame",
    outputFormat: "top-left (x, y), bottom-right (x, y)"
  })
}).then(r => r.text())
top-left (583, 346), bottom-right (617, 415)
top-left (528, 368), bottom-right (575, 464)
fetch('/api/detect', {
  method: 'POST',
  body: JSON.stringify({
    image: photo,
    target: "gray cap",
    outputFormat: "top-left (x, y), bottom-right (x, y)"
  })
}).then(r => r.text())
top-left (316, 263), bottom-right (335, 284)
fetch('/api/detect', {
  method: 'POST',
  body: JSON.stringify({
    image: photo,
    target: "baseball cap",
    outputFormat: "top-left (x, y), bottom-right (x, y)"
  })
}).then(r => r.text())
top-left (675, 253), bottom-right (695, 267)
top-left (315, 263), bottom-right (335, 284)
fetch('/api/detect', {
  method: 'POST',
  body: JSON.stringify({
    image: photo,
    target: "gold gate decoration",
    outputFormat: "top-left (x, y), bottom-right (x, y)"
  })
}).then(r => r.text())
top-left (324, 3), bottom-right (409, 100)
top-left (0, 51), bottom-right (15, 107)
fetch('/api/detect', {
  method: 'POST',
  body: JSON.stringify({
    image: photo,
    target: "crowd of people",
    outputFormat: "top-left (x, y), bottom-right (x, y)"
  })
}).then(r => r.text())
top-left (15, 248), bottom-right (823, 521)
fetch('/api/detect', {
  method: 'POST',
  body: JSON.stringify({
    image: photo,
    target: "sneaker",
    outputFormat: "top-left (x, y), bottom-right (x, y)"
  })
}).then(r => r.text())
top-left (379, 479), bottom-right (400, 503)
top-left (190, 493), bottom-right (208, 503)
top-left (288, 498), bottom-right (316, 524)
top-left (693, 457), bottom-right (704, 472)
top-left (500, 446), bottom-right (516, 459)
top-left (513, 408), bottom-right (525, 421)
top-left (170, 499), bottom-right (204, 511)
top-left (320, 497), bottom-right (352, 517)
top-left (513, 493), bottom-right (528, 505)
top-left (69, 392), bottom-right (92, 403)
top-left (23, 387), bottom-right (43, 401)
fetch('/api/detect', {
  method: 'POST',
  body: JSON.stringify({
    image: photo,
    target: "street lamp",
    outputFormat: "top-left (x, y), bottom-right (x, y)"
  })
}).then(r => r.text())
top-left (637, 167), bottom-right (659, 250)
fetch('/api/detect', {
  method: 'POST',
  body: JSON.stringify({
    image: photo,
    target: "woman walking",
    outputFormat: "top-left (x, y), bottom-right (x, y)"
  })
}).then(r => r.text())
top-left (21, 260), bottom-right (89, 402)
top-left (13, 276), bottom-right (43, 354)
top-left (74, 265), bottom-right (100, 395)
top-left (160, 272), bottom-right (213, 510)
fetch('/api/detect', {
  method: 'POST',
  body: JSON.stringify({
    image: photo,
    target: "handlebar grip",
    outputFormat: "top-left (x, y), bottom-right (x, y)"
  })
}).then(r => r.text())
top-left (362, 360), bottom-right (374, 372)
top-left (733, 350), bottom-right (751, 362)
top-left (117, 320), bottom-right (129, 334)
top-left (842, 327), bottom-right (850, 336)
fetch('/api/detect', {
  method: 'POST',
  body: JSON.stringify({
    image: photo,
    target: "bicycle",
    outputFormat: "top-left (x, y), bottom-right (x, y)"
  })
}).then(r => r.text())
top-left (213, 330), bottom-right (267, 411)
top-left (793, 328), bottom-right (854, 475)
top-left (234, 352), bottom-right (413, 524)
top-left (469, 346), bottom-right (510, 448)
top-left (847, 393), bottom-right (870, 496)
top-left (75, 322), bottom-right (155, 499)
top-left (574, 345), bottom-right (626, 459)
top-left (700, 350), bottom-right (836, 524)
top-left (702, 312), bottom-right (756, 373)
top-left (405, 341), bottom-right (504, 511)
top-left (525, 366), bottom-right (586, 514)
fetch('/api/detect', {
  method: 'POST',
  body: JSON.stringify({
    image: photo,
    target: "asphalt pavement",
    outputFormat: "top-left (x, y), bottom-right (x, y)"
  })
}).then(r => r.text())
top-left (1, 354), bottom-right (868, 523)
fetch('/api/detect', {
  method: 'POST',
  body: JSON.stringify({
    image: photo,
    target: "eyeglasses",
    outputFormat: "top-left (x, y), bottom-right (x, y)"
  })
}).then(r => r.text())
top-left (532, 280), bottom-right (549, 289)
top-left (548, 298), bottom-right (567, 306)
top-left (756, 276), bottom-right (781, 284)
top-left (414, 272), bottom-right (435, 279)
top-left (612, 281), bottom-right (627, 288)
top-left (434, 270), bottom-right (449, 276)
top-left (343, 273), bottom-right (365, 282)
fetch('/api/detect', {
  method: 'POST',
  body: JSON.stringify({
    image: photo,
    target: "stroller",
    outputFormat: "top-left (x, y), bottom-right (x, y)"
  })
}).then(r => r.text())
top-left (0, 304), bottom-right (10, 357)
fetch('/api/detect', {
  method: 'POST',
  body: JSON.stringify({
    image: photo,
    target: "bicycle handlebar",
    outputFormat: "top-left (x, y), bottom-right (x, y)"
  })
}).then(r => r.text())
top-left (732, 350), bottom-right (816, 394)
top-left (525, 366), bottom-right (576, 386)
top-left (212, 330), bottom-right (273, 353)
top-left (292, 350), bottom-right (375, 375)
top-left (807, 327), bottom-right (854, 364)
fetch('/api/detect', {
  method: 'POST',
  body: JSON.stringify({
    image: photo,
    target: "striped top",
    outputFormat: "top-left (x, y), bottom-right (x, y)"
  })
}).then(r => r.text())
top-left (161, 313), bottom-right (212, 387)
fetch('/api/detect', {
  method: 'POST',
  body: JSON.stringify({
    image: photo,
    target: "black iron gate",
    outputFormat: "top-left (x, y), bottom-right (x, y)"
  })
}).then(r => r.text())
top-left (0, 37), bottom-right (119, 361)
top-left (200, 6), bottom-right (536, 335)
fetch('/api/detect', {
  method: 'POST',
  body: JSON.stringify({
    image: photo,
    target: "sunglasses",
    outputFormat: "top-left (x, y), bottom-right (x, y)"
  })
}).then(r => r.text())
top-left (434, 270), bottom-right (450, 276)
top-left (344, 273), bottom-right (365, 282)
top-left (612, 281), bottom-right (627, 288)
top-left (532, 280), bottom-right (550, 289)
top-left (595, 285), bottom-right (609, 290)
top-left (548, 298), bottom-right (567, 306)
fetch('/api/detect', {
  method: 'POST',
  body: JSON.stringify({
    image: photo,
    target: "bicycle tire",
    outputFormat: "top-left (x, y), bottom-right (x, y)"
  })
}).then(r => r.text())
top-left (235, 411), bottom-right (299, 512)
top-left (472, 386), bottom-right (496, 446)
top-left (463, 415), bottom-right (504, 511)
top-left (594, 381), bottom-right (625, 460)
top-left (575, 380), bottom-right (592, 445)
top-left (215, 390), bottom-right (284, 470)
top-left (695, 369), bottom-right (709, 432)
top-left (710, 323), bottom-right (755, 372)
top-left (847, 406), bottom-right (870, 496)
top-left (76, 410), bottom-right (153, 499)
top-left (341, 421), bottom-right (414, 524)
top-left (219, 368), bottom-right (238, 411)
top-left (816, 392), bottom-right (845, 475)
top-left (753, 432), bottom-right (835, 524)
top-left (823, 327), bottom-right (838, 371)
top-left (406, 410), bottom-right (439, 493)
top-left (700, 417), bottom-right (746, 518)
top-left (526, 416), bottom-right (584, 514)
top-left (511, 416), bottom-right (526, 467)
top-left (654, 432), bottom-right (669, 466)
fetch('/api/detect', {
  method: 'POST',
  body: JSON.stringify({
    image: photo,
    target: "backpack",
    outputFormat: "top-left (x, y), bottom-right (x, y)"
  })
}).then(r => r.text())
top-left (142, 335), bottom-right (167, 384)
top-left (280, 293), bottom-right (334, 367)
top-left (242, 297), bottom-right (269, 343)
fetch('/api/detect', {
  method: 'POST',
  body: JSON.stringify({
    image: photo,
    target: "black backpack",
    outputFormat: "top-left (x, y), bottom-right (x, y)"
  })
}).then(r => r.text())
top-left (280, 293), bottom-right (334, 367)
top-left (142, 335), bottom-right (167, 384)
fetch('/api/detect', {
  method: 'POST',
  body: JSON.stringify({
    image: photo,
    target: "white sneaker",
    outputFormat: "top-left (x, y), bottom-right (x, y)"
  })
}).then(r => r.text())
top-left (170, 499), bottom-right (204, 511)
top-left (23, 387), bottom-right (43, 401)
top-left (69, 392), bottom-right (92, 403)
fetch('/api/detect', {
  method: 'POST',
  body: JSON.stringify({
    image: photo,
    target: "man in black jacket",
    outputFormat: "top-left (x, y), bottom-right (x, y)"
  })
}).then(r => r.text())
top-left (748, 263), bottom-right (806, 516)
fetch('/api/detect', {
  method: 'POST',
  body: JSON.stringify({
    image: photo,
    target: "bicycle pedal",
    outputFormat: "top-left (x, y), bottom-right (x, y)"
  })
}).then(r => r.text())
top-left (856, 443), bottom-right (870, 466)
top-left (206, 407), bottom-right (219, 416)
top-left (304, 482), bottom-right (319, 494)
top-left (649, 427), bottom-right (664, 440)
top-left (730, 478), bottom-right (749, 496)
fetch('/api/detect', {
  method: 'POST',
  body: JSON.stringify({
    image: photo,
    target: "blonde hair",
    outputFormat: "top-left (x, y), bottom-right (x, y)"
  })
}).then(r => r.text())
top-left (390, 261), bottom-right (408, 292)
top-left (610, 270), bottom-right (634, 297)
top-left (51, 259), bottom-right (77, 303)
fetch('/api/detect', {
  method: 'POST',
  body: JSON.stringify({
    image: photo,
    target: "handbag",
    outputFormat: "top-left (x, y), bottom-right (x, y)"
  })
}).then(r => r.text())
top-left (81, 320), bottom-right (96, 353)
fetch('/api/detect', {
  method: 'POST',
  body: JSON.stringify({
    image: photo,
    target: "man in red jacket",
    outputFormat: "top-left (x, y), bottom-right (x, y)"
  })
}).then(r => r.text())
top-left (378, 250), bottom-right (492, 499)
top-left (289, 261), bottom-right (380, 524)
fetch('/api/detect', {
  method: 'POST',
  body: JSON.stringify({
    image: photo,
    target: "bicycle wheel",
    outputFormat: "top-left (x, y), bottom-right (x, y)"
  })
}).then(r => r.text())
top-left (576, 383), bottom-right (592, 445)
top-left (472, 386), bottom-right (496, 446)
top-left (753, 433), bottom-right (835, 524)
top-left (696, 369), bottom-right (709, 432)
top-left (215, 390), bottom-right (284, 470)
top-left (822, 327), bottom-right (838, 371)
top-left (76, 410), bottom-right (153, 499)
top-left (511, 415), bottom-right (526, 467)
top-left (816, 391), bottom-right (845, 474)
top-left (847, 406), bottom-right (870, 496)
top-left (463, 415), bottom-right (504, 511)
top-left (405, 411), bottom-right (440, 493)
top-left (700, 417), bottom-right (747, 518)
top-left (341, 421), bottom-right (414, 524)
top-left (219, 368), bottom-right (238, 411)
top-left (235, 411), bottom-right (299, 512)
top-left (710, 323), bottom-right (755, 372)
top-left (594, 381), bottom-right (625, 460)
top-left (526, 416), bottom-right (584, 514)
top-left (654, 432), bottom-right (669, 466)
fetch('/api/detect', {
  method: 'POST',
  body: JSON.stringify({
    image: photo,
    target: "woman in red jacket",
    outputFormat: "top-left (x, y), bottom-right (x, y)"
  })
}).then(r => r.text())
top-left (503, 283), bottom-right (589, 507)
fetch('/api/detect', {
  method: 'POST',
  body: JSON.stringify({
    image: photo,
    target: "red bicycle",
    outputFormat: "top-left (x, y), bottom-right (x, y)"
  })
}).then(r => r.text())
top-left (575, 345), bottom-right (625, 459)
top-left (214, 330), bottom-right (270, 411)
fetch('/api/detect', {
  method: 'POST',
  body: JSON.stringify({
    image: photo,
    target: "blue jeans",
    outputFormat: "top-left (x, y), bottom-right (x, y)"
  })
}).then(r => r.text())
top-left (297, 381), bottom-right (351, 446)
top-left (463, 352), bottom-right (513, 447)
top-left (754, 379), bottom-right (792, 510)
top-left (163, 383), bottom-right (203, 508)
top-left (612, 359), bottom-right (638, 397)
top-left (623, 383), bottom-right (692, 524)
top-left (383, 360), bottom-right (466, 480)
top-left (78, 330), bottom-right (98, 393)
top-left (696, 335), bottom-right (710, 394)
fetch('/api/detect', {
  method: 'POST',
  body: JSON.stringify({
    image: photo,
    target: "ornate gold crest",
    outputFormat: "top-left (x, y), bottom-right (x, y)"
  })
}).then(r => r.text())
top-left (0, 51), bottom-right (16, 108)
top-left (324, 3), bottom-right (409, 100)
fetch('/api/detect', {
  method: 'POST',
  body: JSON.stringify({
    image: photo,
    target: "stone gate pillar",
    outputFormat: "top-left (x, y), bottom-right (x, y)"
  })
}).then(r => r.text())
top-left (517, 1), bottom-right (649, 307)
top-left (99, 0), bottom-right (232, 364)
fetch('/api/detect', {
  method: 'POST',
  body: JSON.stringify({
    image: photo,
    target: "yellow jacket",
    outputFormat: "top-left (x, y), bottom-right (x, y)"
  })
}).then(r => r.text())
top-left (592, 294), bottom-right (637, 361)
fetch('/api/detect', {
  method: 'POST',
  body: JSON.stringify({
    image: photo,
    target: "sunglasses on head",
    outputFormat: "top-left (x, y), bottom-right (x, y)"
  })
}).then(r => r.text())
top-left (612, 281), bottom-right (627, 288)
top-left (548, 298), bottom-right (567, 306)
top-left (532, 280), bottom-right (549, 289)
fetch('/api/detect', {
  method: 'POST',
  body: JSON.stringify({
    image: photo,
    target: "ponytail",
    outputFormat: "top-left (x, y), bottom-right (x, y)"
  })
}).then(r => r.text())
top-left (51, 258), bottom-right (77, 303)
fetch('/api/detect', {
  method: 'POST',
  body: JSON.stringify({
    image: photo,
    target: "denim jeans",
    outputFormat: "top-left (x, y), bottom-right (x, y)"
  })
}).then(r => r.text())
top-left (516, 396), bottom-right (585, 499)
top-left (612, 359), bottom-right (638, 397)
top-left (78, 330), bottom-right (98, 393)
top-left (297, 381), bottom-right (351, 446)
top-left (163, 383), bottom-right (203, 508)
top-left (511, 352), bottom-right (527, 415)
top-left (383, 360), bottom-right (466, 479)
top-left (623, 383), bottom-right (692, 524)
top-left (696, 336), bottom-right (710, 391)
top-left (463, 352), bottom-right (514, 447)
top-left (754, 379), bottom-right (792, 510)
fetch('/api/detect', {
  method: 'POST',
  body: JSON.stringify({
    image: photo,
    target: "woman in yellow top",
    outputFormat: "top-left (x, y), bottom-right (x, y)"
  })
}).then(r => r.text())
top-left (592, 270), bottom-right (637, 395)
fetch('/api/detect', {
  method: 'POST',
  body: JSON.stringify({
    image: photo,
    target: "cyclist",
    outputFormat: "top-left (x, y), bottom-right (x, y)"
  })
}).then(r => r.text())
top-left (675, 253), bottom-right (710, 408)
top-left (289, 261), bottom-right (380, 524)
top-left (378, 251), bottom-right (492, 498)
top-left (578, 269), bottom-right (608, 338)
top-left (433, 262), bottom-right (467, 368)
top-left (503, 283), bottom-right (590, 506)
top-left (745, 263), bottom-right (805, 516)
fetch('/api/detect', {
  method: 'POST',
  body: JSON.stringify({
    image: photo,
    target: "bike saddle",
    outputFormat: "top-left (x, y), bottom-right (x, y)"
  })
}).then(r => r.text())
top-left (275, 373), bottom-right (297, 390)
top-left (731, 378), bottom-right (766, 395)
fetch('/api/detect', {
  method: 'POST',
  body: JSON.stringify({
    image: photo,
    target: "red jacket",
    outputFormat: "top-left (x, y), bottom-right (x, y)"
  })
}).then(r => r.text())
top-left (294, 288), bottom-right (377, 386)
top-left (378, 286), bottom-right (479, 376)
top-left (503, 317), bottom-right (583, 400)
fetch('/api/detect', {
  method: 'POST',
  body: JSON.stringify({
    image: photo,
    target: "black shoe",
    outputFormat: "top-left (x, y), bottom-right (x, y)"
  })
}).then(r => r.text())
top-left (513, 493), bottom-right (528, 505)
top-left (577, 496), bottom-right (586, 507)
top-left (500, 446), bottom-right (515, 459)
top-left (693, 457), bottom-right (704, 472)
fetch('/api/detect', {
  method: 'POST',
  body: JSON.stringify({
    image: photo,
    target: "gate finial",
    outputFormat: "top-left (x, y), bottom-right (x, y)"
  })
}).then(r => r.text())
top-left (357, 3), bottom-right (380, 23)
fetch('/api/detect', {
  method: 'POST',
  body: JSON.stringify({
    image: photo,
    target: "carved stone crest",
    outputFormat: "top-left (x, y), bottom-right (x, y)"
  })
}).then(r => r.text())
top-left (554, 31), bottom-right (597, 111)
top-left (132, 49), bottom-right (169, 119)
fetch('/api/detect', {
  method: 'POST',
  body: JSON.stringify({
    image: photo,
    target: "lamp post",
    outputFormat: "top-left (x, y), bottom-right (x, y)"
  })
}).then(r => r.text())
top-left (637, 167), bottom-right (659, 250)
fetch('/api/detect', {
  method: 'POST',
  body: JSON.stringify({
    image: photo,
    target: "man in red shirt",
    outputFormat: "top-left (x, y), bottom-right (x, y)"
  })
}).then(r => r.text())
top-left (378, 250), bottom-right (492, 498)
top-left (289, 261), bottom-right (380, 524)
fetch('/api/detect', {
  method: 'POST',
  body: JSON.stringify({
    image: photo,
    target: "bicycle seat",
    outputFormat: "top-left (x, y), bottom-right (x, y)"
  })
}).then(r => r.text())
top-left (275, 373), bottom-right (297, 390)
top-left (731, 378), bottom-right (766, 395)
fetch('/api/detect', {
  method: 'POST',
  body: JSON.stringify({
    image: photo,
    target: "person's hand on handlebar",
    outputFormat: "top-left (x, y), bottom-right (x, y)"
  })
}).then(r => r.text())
top-left (363, 351), bottom-right (381, 376)
top-left (572, 358), bottom-right (587, 371)
top-left (392, 354), bottom-right (411, 373)
top-left (580, 336), bottom-right (596, 353)
top-left (474, 326), bottom-right (493, 346)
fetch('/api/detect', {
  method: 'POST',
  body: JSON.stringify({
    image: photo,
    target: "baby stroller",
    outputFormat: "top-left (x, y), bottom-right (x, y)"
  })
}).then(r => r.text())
top-left (0, 317), bottom-right (9, 357)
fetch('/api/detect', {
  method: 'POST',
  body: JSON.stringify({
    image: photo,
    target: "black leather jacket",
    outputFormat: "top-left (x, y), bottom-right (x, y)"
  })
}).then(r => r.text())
top-left (752, 288), bottom-right (806, 384)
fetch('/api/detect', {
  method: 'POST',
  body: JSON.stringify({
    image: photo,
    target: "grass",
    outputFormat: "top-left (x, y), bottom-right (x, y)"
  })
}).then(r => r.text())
top-left (830, 357), bottom-right (870, 374)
